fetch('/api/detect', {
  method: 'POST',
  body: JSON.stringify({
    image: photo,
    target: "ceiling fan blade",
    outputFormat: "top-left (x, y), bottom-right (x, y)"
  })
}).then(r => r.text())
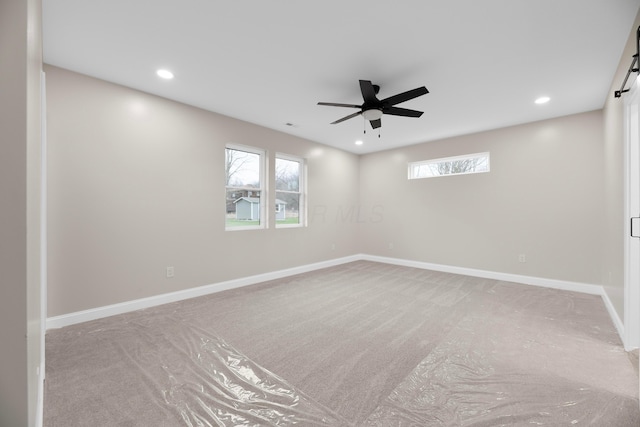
top-left (380, 86), bottom-right (429, 106)
top-left (331, 111), bottom-right (362, 124)
top-left (370, 118), bottom-right (382, 129)
top-left (318, 102), bottom-right (361, 108)
top-left (359, 80), bottom-right (379, 103)
top-left (382, 106), bottom-right (424, 118)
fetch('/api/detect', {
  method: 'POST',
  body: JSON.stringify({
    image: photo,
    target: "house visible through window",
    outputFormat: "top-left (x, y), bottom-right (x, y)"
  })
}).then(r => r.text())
top-left (225, 145), bottom-right (265, 230)
top-left (275, 154), bottom-right (305, 227)
top-left (408, 152), bottom-right (490, 179)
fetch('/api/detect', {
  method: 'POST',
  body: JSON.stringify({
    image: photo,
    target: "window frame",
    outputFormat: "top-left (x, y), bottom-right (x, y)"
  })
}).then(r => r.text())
top-left (225, 144), bottom-right (267, 231)
top-left (275, 152), bottom-right (306, 229)
top-left (408, 152), bottom-right (490, 180)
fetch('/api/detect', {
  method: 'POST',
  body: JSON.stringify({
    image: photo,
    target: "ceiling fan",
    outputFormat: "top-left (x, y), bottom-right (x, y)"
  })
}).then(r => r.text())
top-left (318, 80), bottom-right (429, 130)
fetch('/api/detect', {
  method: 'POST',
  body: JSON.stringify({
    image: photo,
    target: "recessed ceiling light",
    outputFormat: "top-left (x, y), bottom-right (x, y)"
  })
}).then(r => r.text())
top-left (535, 96), bottom-right (550, 104)
top-left (355, 140), bottom-right (363, 146)
top-left (156, 69), bottom-right (174, 80)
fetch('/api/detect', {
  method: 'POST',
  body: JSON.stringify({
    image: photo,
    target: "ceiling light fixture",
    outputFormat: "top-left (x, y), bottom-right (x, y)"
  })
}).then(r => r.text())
top-left (156, 69), bottom-right (174, 79)
top-left (534, 96), bottom-right (550, 104)
top-left (355, 140), bottom-right (363, 146)
top-left (362, 109), bottom-right (383, 121)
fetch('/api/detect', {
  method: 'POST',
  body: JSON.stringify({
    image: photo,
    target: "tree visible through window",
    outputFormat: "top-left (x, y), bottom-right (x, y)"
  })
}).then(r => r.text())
top-left (408, 152), bottom-right (490, 179)
top-left (275, 154), bottom-right (304, 227)
top-left (225, 145), bottom-right (264, 229)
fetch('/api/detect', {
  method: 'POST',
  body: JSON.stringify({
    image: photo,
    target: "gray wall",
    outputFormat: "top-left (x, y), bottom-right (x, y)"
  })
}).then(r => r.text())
top-left (46, 65), bottom-right (360, 317)
top-left (0, 0), bottom-right (43, 426)
top-left (602, 10), bottom-right (640, 323)
top-left (358, 111), bottom-right (605, 285)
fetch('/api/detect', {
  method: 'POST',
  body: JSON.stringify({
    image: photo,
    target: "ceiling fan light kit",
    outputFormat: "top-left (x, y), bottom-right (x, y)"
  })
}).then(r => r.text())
top-left (362, 109), bottom-right (382, 121)
top-left (318, 79), bottom-right (429, 131)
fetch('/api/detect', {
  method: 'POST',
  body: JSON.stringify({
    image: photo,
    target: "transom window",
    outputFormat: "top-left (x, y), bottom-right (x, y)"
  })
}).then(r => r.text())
top-left (408, 152), bottom-right (490, 179)
top-left (225, 145), bottom-right (265, 230)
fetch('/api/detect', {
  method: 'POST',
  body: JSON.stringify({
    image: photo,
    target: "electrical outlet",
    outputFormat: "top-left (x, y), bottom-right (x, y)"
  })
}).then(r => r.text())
top-left (166, 266), bottom-right (175, 278)
top-left (389, 243), bottom-right (394, 250)
top-left (331, 243), bottom-right (336, 251)
top-left (518, 254), bottom-right (526, 263)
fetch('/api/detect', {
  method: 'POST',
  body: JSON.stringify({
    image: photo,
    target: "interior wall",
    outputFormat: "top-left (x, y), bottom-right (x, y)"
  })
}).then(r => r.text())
top-left (46, 63), bottom-right (611, 318)
top-left (45, 65), bottom-right (360, 317)
top-left (358, 111), bottom-right (605, 286)
top-left (602, 10), bottom-right (640, 327)
top-left (45, 13), bottom-right (638, 325)
top-left (0, 0), bottom-right (43, 426)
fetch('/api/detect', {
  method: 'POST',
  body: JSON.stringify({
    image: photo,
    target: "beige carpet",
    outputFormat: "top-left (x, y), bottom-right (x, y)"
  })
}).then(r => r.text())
top-left (44, 261), bottom-right (640, 426)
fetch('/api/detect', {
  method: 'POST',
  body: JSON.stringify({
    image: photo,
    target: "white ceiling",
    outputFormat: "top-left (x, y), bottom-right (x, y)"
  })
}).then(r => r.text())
top-left (43, 0), bottom-right (640, 154)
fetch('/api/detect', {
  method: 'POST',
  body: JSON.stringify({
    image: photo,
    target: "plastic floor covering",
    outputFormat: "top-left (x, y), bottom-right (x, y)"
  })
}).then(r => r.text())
top-left (44, 261), bottom-right (640, 426)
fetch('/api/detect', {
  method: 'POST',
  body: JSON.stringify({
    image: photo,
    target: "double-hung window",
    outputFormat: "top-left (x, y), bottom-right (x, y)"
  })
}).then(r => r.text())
top-left (275, 154), bottom-right (305, 228)
top-left (225, 145), bottom-right (265, 230)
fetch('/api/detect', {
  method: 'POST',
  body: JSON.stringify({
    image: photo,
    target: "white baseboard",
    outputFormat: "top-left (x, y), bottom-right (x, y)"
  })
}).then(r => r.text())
top-left (361, 254), bottom-right (604, 294)
top-left (46, 255), bottom-right (361, 330)
top-left (47, 254), bottom-right (626, 348)
top-left (600, 290), bottom-right (626, 348)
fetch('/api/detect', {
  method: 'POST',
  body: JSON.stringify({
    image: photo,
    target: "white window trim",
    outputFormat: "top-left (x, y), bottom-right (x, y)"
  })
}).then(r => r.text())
top-left (275, 152), bottom-right (306, 228)
top-left (408, 152), bottom-right (490, 180)
top-left (225, 143), bottom-right (267, 231)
